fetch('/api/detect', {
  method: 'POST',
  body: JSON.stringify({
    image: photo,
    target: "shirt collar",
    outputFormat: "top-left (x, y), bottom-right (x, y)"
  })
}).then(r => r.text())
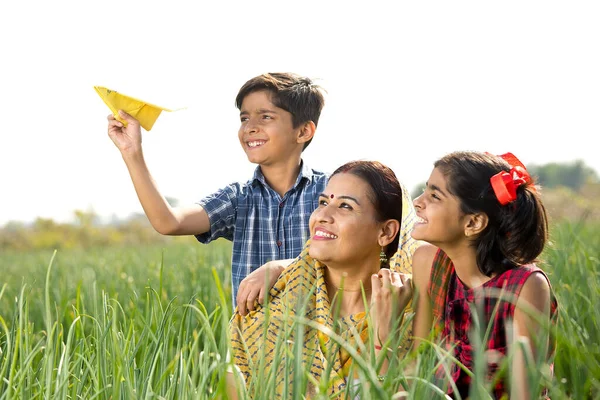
top-left (252, 159), bottom-right (315, 189)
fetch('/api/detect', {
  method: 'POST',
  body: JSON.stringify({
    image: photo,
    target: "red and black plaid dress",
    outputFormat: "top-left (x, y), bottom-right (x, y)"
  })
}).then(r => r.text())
top-left (428, 249), bottom-right (558, 399)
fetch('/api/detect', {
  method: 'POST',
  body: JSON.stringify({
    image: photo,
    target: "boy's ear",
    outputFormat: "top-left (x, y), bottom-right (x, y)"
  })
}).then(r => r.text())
top-left (378, 219), bottom-right (400, 247)
top-left (296, 121), bottom-right (316, 145)
top-left (464, 212), bottom-right (489, 237)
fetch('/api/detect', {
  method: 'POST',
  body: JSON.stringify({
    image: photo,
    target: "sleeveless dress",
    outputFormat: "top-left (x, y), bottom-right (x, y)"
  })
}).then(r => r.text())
top-left (428, 249), bottom-right (558, 399)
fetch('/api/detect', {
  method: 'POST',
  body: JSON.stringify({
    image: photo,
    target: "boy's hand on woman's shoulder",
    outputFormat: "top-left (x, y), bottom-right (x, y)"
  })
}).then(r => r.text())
top-left (236, 259), bottom-right (292, 316)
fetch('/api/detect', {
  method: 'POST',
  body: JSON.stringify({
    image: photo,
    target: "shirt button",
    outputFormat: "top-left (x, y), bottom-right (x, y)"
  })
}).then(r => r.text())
top-left (277, 240), bottom-right (282, 247)
top-left (279, 202), bottom-right (284, 208)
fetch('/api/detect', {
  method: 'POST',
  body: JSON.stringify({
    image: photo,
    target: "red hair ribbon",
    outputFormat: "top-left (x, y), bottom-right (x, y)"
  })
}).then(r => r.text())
top-left (489, 152), bottom-right (535, 205)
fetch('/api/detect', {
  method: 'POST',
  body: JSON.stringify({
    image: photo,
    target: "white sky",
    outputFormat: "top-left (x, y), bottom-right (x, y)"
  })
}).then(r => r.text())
top-left (1, 1), bottom-right (599, 226)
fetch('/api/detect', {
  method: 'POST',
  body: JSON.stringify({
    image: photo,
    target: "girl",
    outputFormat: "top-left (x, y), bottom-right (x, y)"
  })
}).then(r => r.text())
top-left (410, 151), bottom-right (558, 399)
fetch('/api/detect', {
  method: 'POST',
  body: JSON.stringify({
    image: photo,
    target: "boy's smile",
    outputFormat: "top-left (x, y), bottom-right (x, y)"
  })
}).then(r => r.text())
top-left (247, 140), bottom-right (266, 148)
top-left (238, 90), bottom-right (303, 167)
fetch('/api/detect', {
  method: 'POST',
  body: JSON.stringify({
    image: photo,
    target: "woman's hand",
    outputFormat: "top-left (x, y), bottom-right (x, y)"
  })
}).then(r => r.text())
top-left (370, 270), bottom-right (413, 347)
top-left (236, 259), bottom-right (291, 316)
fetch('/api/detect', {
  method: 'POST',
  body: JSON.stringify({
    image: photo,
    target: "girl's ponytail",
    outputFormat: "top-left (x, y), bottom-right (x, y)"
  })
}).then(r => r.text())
top-left (496, 184), bottom-right (548, 267)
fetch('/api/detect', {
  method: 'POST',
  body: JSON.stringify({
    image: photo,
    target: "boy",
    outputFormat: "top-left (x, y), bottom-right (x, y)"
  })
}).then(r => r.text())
top-left (107, 73), bottom-right (328, 304)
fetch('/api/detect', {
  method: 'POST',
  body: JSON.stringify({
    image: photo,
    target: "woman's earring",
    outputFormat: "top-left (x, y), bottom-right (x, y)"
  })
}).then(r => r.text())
top-left (379, 247), bottom-right (388, 266)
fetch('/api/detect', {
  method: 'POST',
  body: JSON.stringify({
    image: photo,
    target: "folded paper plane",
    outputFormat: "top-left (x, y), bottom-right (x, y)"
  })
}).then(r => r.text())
top-left (94, 86), bottom-right (177, 131)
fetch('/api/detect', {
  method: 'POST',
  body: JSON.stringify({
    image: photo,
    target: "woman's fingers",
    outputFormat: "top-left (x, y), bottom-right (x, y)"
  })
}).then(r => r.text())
top-left (398, 273), bottom-right (413, 293)
top-left (371, 274), bottom-right (381, 293)
top-left (390, 271), bottom-right (401, 286)
top-left (398, 273), bottom-right (408, 284)
top-left (372, 271), bottom-right (414, 303)
top-left (378, 268), bottom-right (394, 290)
top-left (378, 268), bottom-right (391, 280)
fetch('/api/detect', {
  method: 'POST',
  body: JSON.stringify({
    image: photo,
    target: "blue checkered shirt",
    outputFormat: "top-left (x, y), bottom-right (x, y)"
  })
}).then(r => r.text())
top-left (195, 161), bottom-right (328, 301)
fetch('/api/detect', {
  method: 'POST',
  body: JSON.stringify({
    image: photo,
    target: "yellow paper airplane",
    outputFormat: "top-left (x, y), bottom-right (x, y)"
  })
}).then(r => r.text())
top-left (94, 86), bottom-right (177, 131)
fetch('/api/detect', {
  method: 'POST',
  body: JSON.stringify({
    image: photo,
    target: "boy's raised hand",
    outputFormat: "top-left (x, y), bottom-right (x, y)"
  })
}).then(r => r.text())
top-left (107, 110), bottom-right (142, 156)
top-left (236, 259), bottom-right (292, 316)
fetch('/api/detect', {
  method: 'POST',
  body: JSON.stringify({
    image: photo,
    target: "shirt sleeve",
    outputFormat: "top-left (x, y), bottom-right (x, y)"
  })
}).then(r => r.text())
top-left (195, 183), bottom-right (241, 243)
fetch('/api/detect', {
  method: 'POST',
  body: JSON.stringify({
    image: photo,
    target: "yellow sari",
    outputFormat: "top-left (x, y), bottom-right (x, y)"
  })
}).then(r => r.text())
top-left (229, 182), bottom-right (421, 398)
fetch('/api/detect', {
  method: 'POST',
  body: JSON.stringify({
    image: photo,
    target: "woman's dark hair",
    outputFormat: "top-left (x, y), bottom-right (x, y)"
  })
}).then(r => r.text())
top-left (331, 160), bottom-right (404, 266)
top-left (434, 151), bottom-right (548, 276)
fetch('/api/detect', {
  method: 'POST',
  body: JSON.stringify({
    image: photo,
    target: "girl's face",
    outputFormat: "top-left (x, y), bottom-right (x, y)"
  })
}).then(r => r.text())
top-left (308, 172), bottom-right (383, 268)
top-left (412, 167), bottom-right (469, 247)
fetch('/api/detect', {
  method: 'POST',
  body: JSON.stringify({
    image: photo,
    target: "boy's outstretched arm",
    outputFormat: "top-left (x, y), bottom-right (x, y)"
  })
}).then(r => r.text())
top-left (107, 110), bottom-right (210, 236)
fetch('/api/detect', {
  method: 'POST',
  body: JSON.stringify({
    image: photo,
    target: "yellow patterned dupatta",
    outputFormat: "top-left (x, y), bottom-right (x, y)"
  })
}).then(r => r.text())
top-left (229, 182), bottom-right (421, 398)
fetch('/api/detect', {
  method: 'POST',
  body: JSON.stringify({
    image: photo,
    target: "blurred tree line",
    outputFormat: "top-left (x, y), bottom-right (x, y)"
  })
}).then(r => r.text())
top-left (2, 161), bottom-right (599, 251)
top-left (0, 211), bottom-right (185, 252)
top-left (529, 160), bottom-right (598, 191)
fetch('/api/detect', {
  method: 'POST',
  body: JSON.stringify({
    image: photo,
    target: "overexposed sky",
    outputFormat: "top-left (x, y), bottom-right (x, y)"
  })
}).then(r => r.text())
top-left (1, 1), bottom-right (599, 226)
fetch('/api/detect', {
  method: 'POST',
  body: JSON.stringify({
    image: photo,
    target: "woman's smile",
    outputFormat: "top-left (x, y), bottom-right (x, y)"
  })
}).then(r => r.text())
top-left (313, 227), bottom-right (338, 240)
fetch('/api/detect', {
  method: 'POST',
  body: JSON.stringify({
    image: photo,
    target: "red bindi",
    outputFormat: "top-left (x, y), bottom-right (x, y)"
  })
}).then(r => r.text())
top-left (330, 194), bottom-right (334, 199)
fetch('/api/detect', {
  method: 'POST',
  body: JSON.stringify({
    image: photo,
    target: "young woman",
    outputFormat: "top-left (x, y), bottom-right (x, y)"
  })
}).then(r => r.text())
top-left (227, 160), bottom-right (421, 398)
top-left (410, 151), bottom-right (558, 399)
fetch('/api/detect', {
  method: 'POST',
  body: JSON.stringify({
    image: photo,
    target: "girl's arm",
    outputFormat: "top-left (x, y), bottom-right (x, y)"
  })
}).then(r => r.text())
top-left (511, 272), bottom-right (552, 399)
top-left (411, 244), bottom-right (436, 350)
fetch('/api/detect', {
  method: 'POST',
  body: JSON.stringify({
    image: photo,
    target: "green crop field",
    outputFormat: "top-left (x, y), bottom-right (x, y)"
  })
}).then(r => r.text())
top-left (0, 222), bottom-right (598, 399)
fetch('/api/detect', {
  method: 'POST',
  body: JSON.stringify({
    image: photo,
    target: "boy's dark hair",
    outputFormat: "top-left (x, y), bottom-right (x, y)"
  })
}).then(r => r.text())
top-left (235, 72), bottom-right (325, 150)
top-left (434, 151), bottom-right (548, 276)
top-left (331, 160), bottom-right (403, 266)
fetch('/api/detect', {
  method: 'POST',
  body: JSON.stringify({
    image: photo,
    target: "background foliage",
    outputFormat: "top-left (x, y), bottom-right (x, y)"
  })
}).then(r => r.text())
top-left (1, 160), bottom-right (598, 398)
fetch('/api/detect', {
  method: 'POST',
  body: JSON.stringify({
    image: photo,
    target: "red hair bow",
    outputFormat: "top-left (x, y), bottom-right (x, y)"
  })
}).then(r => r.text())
top-left (489, 152), bottom-right (534, 205)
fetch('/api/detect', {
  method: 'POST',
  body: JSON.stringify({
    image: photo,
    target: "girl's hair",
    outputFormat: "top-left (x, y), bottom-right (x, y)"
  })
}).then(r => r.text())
top-left (331, 160), bottom-right (403, 265)
top-left (434, 151), bottom-right (548, 276)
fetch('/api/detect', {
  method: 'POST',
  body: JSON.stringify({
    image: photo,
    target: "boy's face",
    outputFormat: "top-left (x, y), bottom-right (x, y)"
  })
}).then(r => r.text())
top-left (238, 90), bottom-right (303, 167)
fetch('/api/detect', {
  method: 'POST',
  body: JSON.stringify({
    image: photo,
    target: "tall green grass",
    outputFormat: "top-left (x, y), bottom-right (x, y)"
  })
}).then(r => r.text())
top-left (0, 223), bottom-right (598, 399)
top-left (0, 240), bottom-right (234, 399)
top-left (545, 222), bottom-right (600, 399)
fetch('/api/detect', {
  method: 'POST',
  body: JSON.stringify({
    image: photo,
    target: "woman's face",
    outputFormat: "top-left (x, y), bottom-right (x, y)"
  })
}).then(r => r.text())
top-left (308, 172), bottom-right (383, 268)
